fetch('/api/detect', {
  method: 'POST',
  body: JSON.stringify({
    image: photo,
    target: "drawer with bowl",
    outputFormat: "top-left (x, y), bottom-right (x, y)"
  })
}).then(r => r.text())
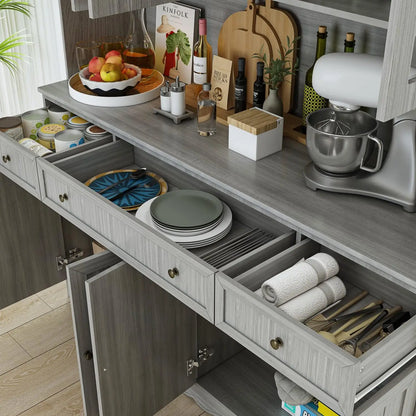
top-left (215, 238), bottom-right (416, 416)
top-left (36, 139), bottom-right (296, 322)
top-left (0, 130), bottom-right (40, 197)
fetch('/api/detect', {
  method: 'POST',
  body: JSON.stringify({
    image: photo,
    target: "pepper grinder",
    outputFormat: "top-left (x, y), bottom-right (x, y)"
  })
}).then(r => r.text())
top-left (170, 76), bottom-right (186, 116)
top-left (160, 81), bottom-right (171, 112)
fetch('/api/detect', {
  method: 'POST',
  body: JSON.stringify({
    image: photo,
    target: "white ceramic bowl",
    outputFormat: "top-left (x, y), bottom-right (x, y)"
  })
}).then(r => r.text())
top-left (79, 63), bottom-right (142, 96)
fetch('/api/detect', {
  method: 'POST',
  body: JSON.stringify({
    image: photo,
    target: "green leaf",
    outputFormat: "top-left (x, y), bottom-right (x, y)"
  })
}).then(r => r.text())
top-left (175, 30), bottom-right (191, 65)
top-left (0, 0), bottom-right (32, 17)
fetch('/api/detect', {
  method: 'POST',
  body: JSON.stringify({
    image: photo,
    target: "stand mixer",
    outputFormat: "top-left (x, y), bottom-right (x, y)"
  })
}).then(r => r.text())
top-left (304, 53), bottom-right (416, 212)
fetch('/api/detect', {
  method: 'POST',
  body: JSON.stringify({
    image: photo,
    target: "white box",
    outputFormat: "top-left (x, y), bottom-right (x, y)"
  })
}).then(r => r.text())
top-left (228, 107), bottom-right (284, 161)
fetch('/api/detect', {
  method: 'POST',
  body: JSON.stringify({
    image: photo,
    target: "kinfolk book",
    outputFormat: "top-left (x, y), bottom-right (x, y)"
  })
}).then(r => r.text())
top-left (154, 2), bottom-right (200, 84)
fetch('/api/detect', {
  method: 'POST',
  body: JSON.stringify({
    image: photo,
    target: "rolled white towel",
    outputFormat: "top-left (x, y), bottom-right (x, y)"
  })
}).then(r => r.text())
top-left (305, 252), bottom-right (339, 282)
top-left (261, 261), bottom-right (319, 306)
top-left (278, 276), bottom-right (346, 322)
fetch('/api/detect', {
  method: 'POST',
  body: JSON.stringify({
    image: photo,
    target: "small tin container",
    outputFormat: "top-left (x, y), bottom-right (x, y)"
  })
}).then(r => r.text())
top-left (37, 123), bottom-right (66, 150)
top-left (0, 116), bottom-right (23, 141)
top-left (84, 125), bottom-right (113, 141)
top-left (21, 109), bottom-right (49, 140)
top-left (19, 138), bottom-right (53, 157)
top-left (67, 116), bottom-right (91, 131)
top-left (54, 129), bottom-right (85, 153)
top-left (48, 104), bottom-right (71, 125)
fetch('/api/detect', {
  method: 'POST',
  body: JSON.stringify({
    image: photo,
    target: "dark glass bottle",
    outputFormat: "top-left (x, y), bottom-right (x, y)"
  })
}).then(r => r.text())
top-left (302, 25), bottom-right (328, 125)
top-left (344, 32), bottom-right (355, 53)
top-left (234, 57), bottom-right (247, 113)
top-left (253, 61), bottom-right (266, 108)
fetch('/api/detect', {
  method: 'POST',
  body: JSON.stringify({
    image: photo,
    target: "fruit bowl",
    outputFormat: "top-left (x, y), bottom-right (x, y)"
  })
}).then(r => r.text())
top-left (79, 63), bottom-right (142, 97)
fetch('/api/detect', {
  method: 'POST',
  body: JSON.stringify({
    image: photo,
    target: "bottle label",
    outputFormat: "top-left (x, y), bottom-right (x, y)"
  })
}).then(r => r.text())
top-left (235, 86), bottom-right (246, 101)
top-left (193, 56), bottom-right (207, 84)
top-left (253, 90), bottom-right (265, 108)
top-left (302, 85), bottom-right (328, 125)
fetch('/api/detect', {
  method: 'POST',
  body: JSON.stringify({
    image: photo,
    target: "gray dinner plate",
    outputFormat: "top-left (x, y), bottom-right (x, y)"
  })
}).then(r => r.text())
top-left (150, 190), bottom-right (223, 229)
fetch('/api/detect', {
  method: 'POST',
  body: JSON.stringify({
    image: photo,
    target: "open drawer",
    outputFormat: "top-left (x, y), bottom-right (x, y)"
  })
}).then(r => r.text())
top-left (37, 139), bottom-right (295, 322)
top-left (215, 238), bottom-right (416, 416)
top-left (0, 131), bottom-right (40, 197)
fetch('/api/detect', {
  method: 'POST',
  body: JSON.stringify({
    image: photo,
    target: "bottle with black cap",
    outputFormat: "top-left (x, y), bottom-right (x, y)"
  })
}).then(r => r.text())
top-left (234, 57), bottom-right (247, 113)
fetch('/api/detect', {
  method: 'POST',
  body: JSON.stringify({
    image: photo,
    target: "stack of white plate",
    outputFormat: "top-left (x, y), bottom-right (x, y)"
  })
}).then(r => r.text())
top-left (135, 190), bottom-right (233, 249)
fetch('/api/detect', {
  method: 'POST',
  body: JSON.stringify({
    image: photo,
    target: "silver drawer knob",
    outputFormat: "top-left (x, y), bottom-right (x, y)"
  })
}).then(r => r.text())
top-left (270, 337), bottom-right (284, 350)
top-left (168, 267), bottom-right (179, 279)
top-left (2, 155), bottom-right (10, 163)
top-left (59, 193), bottom-right (68, 203)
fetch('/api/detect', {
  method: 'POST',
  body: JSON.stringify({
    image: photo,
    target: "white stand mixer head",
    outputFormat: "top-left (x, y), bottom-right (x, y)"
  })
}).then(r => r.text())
top-left (312, 53), bottom-right (383, 110)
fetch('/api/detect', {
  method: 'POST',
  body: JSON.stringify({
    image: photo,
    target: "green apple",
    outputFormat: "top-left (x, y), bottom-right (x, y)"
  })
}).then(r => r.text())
top-left (100, 63), bottom-right (122, 82)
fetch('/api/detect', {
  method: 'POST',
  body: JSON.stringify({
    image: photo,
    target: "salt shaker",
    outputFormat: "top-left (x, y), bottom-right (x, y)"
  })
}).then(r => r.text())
top-left (160, 81), bottom-right (171, 112)
top-left (170, 76), bottom-right (186, 116)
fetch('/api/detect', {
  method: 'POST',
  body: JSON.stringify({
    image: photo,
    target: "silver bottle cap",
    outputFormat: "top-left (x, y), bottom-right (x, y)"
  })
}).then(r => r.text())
top-left (171, 75), bottom-right (185, 92)
top-left (202, 82), bottom-right (211, 92)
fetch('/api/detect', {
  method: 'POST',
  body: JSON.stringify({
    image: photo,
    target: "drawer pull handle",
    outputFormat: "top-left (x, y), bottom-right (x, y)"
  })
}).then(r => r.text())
top-left (2, 155), bottom-right (10, 163)
top-left (84, 350), bottom-right (93, 360)
top-left (168, 267), bottom-right (179, 279)
top-left (59, 193), bottom-right (68, 203)
top-left (270, 337), bottom-right (284, 350)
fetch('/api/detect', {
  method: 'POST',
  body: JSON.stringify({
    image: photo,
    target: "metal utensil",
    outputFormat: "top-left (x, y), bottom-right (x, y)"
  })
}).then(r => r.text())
top-left (109, 176), bottom-right (159, 202)
top-left (98, 168), bottom-right (146, 194)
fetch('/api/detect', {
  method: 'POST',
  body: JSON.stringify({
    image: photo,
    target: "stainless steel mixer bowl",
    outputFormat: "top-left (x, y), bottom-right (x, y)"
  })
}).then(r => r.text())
top-left (306, 109), bottom-right (379, 174)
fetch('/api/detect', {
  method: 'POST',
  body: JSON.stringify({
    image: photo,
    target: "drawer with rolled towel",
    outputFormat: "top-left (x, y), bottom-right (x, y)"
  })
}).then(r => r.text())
top-left (215, 237), bottom-right (416, 416)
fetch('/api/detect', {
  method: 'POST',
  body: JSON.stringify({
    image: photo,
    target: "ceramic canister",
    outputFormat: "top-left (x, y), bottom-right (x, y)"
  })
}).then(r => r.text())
top-left (67, 116), bottom-right (91, 131)
top-left (54, 129), bottom-right (85, 153)
top-left (0, 116), bottom-right (23, 141)
top-left (84, 125), bottom-right (113, 141)
top-left (47, 104), bottom-right (71, 125)
top-left (21, 109), bottom-right (49, 140)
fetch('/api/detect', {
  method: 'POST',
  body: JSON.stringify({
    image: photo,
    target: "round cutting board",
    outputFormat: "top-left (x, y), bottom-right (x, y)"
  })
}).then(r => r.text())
top-left (68, 69), bottom-right (164, 107)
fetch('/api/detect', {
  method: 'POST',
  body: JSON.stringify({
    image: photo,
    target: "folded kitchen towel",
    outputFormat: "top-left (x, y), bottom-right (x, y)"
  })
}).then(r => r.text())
top-left (261, 261), bottom-right (319, 306)
top-left (279, 276), bottom-right (346, 322)
top-left (304, 252), bottom-right (339, 282)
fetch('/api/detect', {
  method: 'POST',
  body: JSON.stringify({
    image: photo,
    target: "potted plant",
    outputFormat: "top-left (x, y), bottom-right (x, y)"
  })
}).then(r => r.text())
top-left (253, 36), bottom-right (300, 116)
top-left (0, 0), bottom-right (31, 72)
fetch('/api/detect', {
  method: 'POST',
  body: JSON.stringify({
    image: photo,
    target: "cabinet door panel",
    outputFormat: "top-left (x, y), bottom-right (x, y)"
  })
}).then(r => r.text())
top-left (67, 251), bottom-right (120, 416)
top-left (377, 0), bottom-right (416, 121)
top-left (84, 257), bottom-right (197, 416)
top-left (87, 0), bottom-right (166, 19)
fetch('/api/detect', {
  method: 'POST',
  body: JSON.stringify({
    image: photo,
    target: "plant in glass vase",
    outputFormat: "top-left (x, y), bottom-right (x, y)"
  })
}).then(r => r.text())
top-left (0, 0), bottom-right (31, 72)
top-left (165, 29), bottom-right (191, 79)
top-left (253, 36), bottom-right (300, 116)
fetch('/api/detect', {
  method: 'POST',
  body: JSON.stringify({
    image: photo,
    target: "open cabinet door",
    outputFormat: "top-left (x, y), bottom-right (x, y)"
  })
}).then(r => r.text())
top-left (68, 251), bottom-right (197, 416)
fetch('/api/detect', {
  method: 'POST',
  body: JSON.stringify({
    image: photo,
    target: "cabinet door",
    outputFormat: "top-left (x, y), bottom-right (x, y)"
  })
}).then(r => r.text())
top-left (377, 0), bottom-right (416, 121)
top-left (0, 173), bottom-right (66, 308)
top-left (68, 251), bottom-right (197, 416)
top-left (87, 0), bottom-right (166, 19)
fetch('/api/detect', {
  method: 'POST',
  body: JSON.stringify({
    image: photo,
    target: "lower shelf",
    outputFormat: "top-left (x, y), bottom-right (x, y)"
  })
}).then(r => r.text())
top-left (186, 349), bottom-right (287, 416)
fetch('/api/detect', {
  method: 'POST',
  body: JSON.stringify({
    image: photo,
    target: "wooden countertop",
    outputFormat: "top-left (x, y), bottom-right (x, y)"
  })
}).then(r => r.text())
top-left (39, 80), bottom-right (416, 293)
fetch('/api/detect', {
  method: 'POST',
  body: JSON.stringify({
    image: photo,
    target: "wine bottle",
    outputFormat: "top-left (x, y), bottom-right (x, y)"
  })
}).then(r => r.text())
top-left (344, 32), bottom-right (355, 53)
top-left (197, 83), bottom-right (216, 136)
top-left (235, 57), bottom-right (247, 113)
top-left (193, 18), bottom-right (213, 85)
top-left (253, 61), bottom-right (266, 108)
top-left (302, 25), bottom-right (328, 125)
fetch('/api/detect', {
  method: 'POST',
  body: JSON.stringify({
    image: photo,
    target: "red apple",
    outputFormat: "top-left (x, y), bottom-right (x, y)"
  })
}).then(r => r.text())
top-left (122, 67), bottom-right (137, 79)
top-left (104, 50), bottom-right (121, 60)
top-left (88, 56), bottom-right (105, 74)
top-left (89, 72), bottom-right (103, 81)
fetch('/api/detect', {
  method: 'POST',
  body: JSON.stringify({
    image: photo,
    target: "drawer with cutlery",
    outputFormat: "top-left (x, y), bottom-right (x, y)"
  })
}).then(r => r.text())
top-left (215, 237), bottom-right (416, 416)
top-left (37, 139), bottom-right (295, 322)
top-left (0, 131), bottom-right (40, 197)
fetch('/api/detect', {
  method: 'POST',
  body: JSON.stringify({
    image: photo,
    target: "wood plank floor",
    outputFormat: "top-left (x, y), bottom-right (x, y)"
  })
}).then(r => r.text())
top-left (0, 281), bottom-right (210, 416)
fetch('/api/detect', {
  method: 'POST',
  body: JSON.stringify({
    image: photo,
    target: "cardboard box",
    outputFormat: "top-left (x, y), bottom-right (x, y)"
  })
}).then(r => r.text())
top-left (227, 107), bottom-right (284, 161)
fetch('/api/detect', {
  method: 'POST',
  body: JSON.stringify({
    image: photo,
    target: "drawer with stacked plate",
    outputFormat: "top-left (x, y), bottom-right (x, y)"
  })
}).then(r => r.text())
top-left (36, 139), bottom-right (295, 322)
top-left (0, 131), bottom-right (40, 197)
top-left (215, 238), bottom-right (416, 416)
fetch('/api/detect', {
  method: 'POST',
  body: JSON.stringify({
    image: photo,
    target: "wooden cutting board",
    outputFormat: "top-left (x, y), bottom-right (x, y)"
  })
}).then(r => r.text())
top-left (218, 0), bottom-right (298, 113)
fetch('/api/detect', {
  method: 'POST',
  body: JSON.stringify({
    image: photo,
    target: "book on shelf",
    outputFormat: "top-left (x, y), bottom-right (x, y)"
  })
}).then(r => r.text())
top-left (154, 2), bottom-right (201, 84)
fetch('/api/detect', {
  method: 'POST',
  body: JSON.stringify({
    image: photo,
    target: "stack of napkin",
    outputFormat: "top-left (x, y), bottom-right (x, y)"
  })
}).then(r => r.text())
top-left (258, 253), bottom-right (346, 322)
